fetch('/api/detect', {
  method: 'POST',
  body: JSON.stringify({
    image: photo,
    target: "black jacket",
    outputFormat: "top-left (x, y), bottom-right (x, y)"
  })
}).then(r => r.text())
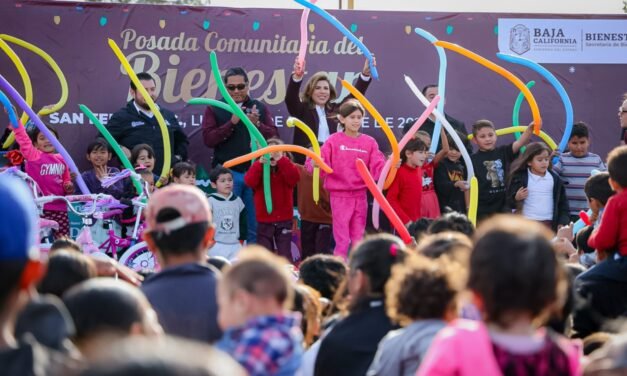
top-left (434, 158), bottom-right (467, 214)
top-left (314, 298), bottom-right (396, 376)
top-left (506, 169), bottom-right (570, 231)
top-left (573, 255), bottom-right (627, 338)
top-left (286, 75), bottom-right (371, 164)
top-left (106, 101), bottom-right (189, 172)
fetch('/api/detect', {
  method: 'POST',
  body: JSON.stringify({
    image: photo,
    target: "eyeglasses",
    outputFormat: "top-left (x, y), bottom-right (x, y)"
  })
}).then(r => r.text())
top-left (226, 83), bottom-right (247, 91)
top-left (620, 109), bottom-right (627, 114)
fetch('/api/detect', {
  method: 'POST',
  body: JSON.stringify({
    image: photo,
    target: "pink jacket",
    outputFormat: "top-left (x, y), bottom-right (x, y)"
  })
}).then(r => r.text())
top-left (417, 319), bottom-right (582, 376)
top-left (14, 125), bottom-right (71, 211)
top-left (307, 132), bottom-right (385, 194)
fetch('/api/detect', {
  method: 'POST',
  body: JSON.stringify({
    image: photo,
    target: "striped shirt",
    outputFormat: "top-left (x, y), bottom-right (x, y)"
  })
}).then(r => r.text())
top-left (553, 152), bottom-right (606, 215)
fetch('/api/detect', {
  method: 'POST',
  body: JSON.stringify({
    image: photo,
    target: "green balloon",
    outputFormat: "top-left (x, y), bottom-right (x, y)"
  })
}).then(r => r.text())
top-left (512, 81), bottom-right (536, 154)
top-left (208, 52), bottom-right (273, 214)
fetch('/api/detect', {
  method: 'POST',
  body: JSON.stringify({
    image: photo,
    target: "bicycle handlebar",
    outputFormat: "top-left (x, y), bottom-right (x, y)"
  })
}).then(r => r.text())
top-left (35, 193), bottom-right (115, 217)
top-left (98, 209), bottom-right (124, 220)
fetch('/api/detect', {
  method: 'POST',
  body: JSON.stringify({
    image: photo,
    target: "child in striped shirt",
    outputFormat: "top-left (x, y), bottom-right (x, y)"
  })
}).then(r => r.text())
top-left (553, 122), bottom-right (606, 222)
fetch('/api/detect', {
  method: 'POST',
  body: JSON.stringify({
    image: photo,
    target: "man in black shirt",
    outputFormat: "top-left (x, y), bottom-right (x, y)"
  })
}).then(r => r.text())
top-left (201, 67), bottom-right (279, 243)
top-left (107, 72), bottom-right (189, 173)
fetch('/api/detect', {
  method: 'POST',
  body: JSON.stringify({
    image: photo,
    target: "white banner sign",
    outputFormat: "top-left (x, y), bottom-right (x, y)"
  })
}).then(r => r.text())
top-left (498, 18), bottom-right (627, 64)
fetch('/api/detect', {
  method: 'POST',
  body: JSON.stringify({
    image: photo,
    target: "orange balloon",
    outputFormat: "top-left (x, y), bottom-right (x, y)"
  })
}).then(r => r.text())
top-left (224, 145), bottom-right (333, 174)
top-left (434, 41), bottom-right (542, 135)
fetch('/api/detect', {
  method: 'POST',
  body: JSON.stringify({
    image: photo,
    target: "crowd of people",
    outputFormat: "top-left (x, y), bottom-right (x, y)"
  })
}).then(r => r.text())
top-left (1, 53), bottom-right (627, 375)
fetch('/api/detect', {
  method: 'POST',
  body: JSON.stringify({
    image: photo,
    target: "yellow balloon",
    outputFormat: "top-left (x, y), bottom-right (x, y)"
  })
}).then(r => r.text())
top-left (468, 176), bottom-right (479, 226)
top-left (0, 34), bottom-right (69, 148)
top-left (467, 126), bottom-right (557, 150)
top-left (108, 39), bottom-right (171, 187)
top-left (0, 38), bottom-right (33, 138)
top-left (287, 117), bottom-right (320, 204)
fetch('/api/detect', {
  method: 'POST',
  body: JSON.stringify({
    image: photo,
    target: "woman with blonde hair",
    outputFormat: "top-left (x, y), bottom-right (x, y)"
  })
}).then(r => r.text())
top-left (285, 56), bottom-right (375, 163)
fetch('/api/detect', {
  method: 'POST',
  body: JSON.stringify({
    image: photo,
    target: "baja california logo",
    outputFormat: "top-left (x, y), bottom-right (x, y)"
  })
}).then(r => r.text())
top-left (509, 24), bottom-right (530, 55)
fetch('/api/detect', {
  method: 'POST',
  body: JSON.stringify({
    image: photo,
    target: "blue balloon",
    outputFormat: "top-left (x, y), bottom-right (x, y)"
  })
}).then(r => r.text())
top-left (293, 0), bottom-right (378, 80)
top-left (0, 90), bottom-right (18, 128)
top-left (496, 53), bottom-right (574, 164)
top-left (414, 28), bottom-right (447, 153)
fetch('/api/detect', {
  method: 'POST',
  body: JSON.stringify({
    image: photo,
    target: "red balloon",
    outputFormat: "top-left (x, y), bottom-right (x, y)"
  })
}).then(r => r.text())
top-left (579, 210), bottom-right (591, 226)
top-left (355, 159), bottom-right (412, 245)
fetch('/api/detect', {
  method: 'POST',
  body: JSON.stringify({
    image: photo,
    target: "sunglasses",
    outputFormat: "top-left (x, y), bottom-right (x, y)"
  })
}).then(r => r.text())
top-left (226, 83), bottom-right (247, 91)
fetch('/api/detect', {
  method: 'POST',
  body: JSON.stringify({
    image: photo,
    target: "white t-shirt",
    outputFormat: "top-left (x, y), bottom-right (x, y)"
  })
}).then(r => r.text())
top-left (523, 169), bottom-right (554, 221)
top-left (315, 105), bottom-right (330, 142)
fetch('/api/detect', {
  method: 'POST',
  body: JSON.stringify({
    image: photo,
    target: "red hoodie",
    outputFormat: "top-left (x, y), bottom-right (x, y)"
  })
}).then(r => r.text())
top-left (386, 163), bottom-right (423, 224)
top-left (245, 156), bottom-right (300, 223)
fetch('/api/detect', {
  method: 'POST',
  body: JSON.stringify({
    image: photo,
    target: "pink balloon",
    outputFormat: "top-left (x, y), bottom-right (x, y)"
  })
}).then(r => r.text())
top-left (372, 95), bottom-right (440, 229)
top-left (297, 0), bottom-right (317, 65)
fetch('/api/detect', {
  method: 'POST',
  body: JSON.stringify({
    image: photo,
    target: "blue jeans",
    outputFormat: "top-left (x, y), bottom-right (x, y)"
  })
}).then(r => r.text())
top-left (232, 170), bottom-right (257, 243)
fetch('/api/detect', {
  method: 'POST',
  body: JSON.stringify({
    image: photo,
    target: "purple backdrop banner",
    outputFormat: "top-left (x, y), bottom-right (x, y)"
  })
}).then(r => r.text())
top-left (0, 1), bottom-right (624, 170)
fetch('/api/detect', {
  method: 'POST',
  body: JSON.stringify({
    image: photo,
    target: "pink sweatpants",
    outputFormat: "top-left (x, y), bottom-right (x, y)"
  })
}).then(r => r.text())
top-left (330, 191), bottom-right (367, 259)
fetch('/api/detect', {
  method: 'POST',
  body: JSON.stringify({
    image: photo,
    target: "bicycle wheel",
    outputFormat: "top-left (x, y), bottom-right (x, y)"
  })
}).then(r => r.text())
top-left (118, 241), bottom-right (160, 272)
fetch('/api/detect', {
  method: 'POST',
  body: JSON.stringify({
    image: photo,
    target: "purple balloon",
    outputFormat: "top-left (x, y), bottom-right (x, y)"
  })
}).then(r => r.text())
top-left (0, 73), bottom-right (90, 194)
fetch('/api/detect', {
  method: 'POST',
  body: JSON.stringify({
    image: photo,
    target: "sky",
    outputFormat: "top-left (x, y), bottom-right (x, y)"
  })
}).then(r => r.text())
top-left (207, 0), bottom-right (625, 14)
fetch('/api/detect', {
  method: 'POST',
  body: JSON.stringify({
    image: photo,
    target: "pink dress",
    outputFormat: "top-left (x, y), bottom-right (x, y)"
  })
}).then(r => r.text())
top-left (420, 160), bottom-right (441, 218)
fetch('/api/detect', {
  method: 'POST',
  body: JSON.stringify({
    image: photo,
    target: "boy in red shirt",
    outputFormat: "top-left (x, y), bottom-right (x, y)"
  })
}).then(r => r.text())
top-left (588, 145), bottom-right (627, 257)
top-left (245, 138), bottom-right (300, 261)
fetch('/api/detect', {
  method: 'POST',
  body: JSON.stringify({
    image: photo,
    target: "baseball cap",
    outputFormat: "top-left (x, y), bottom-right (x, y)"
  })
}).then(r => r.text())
top-left (0, 175), bottom-right (39, 261)
top-left (145, 184), bottom-right (211, 234)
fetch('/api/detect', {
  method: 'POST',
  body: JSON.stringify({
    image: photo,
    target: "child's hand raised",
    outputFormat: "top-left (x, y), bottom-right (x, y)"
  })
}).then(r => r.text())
top-left (454, 181), bottom-right (469, 191)
top-left (63, 181), bottom-right (74, 194)
top-left (95, 165), bottom-right (108, 179)
top-left (556, 222), bottom-right (574, 242)
top-left (515, 187), bottom-right (528, 201)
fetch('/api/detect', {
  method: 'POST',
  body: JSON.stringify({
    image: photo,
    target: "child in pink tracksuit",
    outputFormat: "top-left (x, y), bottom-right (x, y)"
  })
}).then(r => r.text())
top-left (307, 99), bottom-right (385, 259)
top-left (14, 123), bottom-right (73, 236)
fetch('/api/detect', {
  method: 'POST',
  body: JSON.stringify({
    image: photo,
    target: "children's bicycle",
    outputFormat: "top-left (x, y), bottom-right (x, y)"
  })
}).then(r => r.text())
top-left (1, 167), bottom-right (159, 272)
top-left (75, 169), bottom-right (158, 272)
